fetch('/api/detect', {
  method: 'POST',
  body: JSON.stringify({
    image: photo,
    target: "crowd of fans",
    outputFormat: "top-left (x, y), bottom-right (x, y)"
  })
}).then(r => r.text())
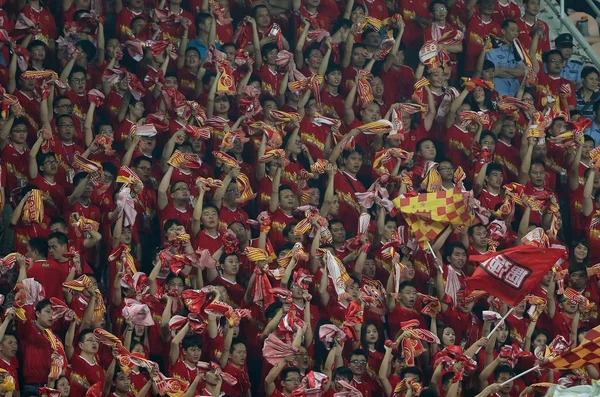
top-left (0, 0), bottom-right (599, 395)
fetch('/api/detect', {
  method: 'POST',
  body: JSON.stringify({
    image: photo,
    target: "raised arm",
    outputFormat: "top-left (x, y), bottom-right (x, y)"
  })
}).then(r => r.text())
top-left (157, 165), bottom-right (175, 210)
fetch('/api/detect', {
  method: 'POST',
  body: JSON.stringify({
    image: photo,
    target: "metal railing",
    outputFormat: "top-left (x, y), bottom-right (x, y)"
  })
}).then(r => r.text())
top-left (551, 0), bottom-right (600, 69)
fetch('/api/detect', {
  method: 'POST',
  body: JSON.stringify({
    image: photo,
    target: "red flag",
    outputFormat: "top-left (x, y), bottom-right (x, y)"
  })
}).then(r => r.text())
top-left (465, 245), bottom-right (566, 306)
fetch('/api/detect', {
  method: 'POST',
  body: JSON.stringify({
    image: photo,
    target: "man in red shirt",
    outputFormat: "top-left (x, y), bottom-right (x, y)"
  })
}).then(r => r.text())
top-left (0, 313), bottom-right (19, 393)
top-left (532, 49), bottom-right (576, 113)
top-left (266, 366), bottom-right (302, 397)
top-left (158, 165), bottom-right (193, 235)
top-left (465, 0), bottom-right (502, 74)
top-left (321, 64), bottom-right (345, 118)
top-left (17, 299), bottom-right (67, 394)
top-left (348, 350), bottom-right (373, 397)
top-left (21, 237), bottom-right (68, 300)
top-left (29, 141), bottom-right (66, 219)
top-left (222, 339), bottom-right (251, 397)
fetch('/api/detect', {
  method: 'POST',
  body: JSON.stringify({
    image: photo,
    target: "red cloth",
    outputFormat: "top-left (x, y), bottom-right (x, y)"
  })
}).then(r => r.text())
top-left (0, 357), bottom-right (19, 391)
top-left (300, 117), bottom-right (329, 160)
top-left (494, 140), bottom-right (520, 183)
top-left (222, 362), bottom-right (251, 397)
top-left (332, 170), bottom-right (366, 232)
top-left (492, 1), bottom-right (521, 25)
top-left (30, 176), bottom-right (66, 219)
top-left (256, 65), bottom-right (284, 96)
top-left (535, 71), bottom-right (576, 112)
top-left (159, 204), bottom-right (193, 236)
top-left (464, 15), bottom-right (501, 73)
top-left (387, 306), bottom-right (426, 340)
top-left (466, 245), bottom-right (567, 306)
top-left (69, 355), bottom-right (106, 397)
top-left (380, 65), bottom-right (415, 105)
top-left (445, 124), bottom-right (474, 174)
top-left (517, 18), bottom-right (550, 58)
top-left (320, 88), bottom-right (345, 119)
top-left (19, 5), bottom-right (57, 41)
top-left (25, 259), bottom-right (68, 300)
top-left (12, 218), bottom-right (50, 255)
top-left (400, 0), bottom-right (430, 50)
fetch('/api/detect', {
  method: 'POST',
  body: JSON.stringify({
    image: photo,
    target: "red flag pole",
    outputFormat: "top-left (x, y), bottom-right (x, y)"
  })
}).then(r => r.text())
top-left (500, 365), bottom-right (540, 386)
top-left (475, 307), bottom-right (515, 354)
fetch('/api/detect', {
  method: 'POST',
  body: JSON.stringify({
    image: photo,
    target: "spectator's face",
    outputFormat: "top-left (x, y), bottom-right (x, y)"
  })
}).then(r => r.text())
top-left (496, 372), bottom-right (513, 394)
top-left (349, 354), bottom-right (367, 375)
top-left (132, 18), bottom-right (146, 34)
top-left (392, 51), bottom-right (405, 67)
top-left (31, 44), bottom-right (46, 61)
top-left (255, 8), bottom-right (271, 28)
top-left (574, 243), bottom-right (589, 261)
top-left (107, 39), bottom-right (121, 59)
top-left (40, 155), bottom-right (59, 176)
top-left (364, 324), bottom-right (378, 343)
top-left (569, 271), bottom-right (587, 289)
top-left (114, 372), bottom-right (132, 393)
top-left (363, 259), bottom-right (376, 278)
top-left (448, 248), bottom-right (467, 270)
top-left (361, 102), bottom-right (380, 123)
top-left (307, 49), bottom-right (324, 69)
top-left (364, 32), bottom-right (381, 48)
top-left (532, 142), bottom-right (547, 160)
top-left (171, 181), bottom-right (190, 201)
top-left (201, 207), bottom-right (219, 229)
top-left (583, 72), bottom-right (599, 91)
top-left (344, 151), bottom-right (363, 174)
top-left (481, 67), bottom-right (495, 81)
top-left (98, 124), bottom-right (114, 137)
top-left (54, 98), bottom-right (74, 116)
top-left (326, 70), bottom-right (342, 87)
top-left (558, 45), bottom-right (573, 59)
top-left (442, 327), bottom-right (455, 346)
top-left (165, 76), bottom-right (178, 88)
top-left (418, 140), bottom-right (436, 161)
top-left (429, 70), bottom-right (444, 87)
top-left (307, 187), bottom-right (320, 206)
top-left (120, 226), bottom-right (133, 244)
top-left (479, 0), bottom-right (494, 15)
top-left (48, 238), bottom-right (67, 259)
top-left (183, 345), bottom-right (202, 363)
top-left (350, 7), bottom-right (365, 24)
top-left (523, 92), bottom-right (535, 106)
top-left (529, 163), bottom-right (546, 187)
top-left (79, 334), bottom-right (99, 354)
top-left (546, 53), bottom-right (564, 74)
top-left (224, 182), bottom-right (241, 204)
top-left (221, 254), bottom-right (240, 275)
top-left (130, 102), bottom-right (145, 118)
top-left (134, 160), bottom-right (152, 182)
top-left (36, 304), bottom-right (54, 328)
top-left (167, 277), bottom-right (185, 295)
top-left (533, 333), bottom-right (547, 348)
top-left (351, 48), bottom-right (366, 67)
top-left (431, 3), bottom-right (447, 20)
top-left (330, 194), bottom-right (339, 216)
top-left (223, 46), bottom-right (236, 64)
top-left (470, 226), bottom-right (488, 247)
top-left (57, 118), bottom-right (75, 141)
top-left (550, 119), bottom-right (566, 137)
top-left (263, 101), bottom-right (278, 119)
top-left (0, 335), bottom-right (17, 358)
top-left (282, 371), bottom-right (302, 393)
top-left (480, 135), bottom-right (496, 153)
top-left (486, 170), bottom-right (503, 189)
top-left (502, 22), bottom-right (519, 41)
top-left (231, 343), bottom-right (247, 366)
top-left (438, 161), bottom-right (454, 182)
top-left (55, 378), bottom-right (71, 397)
top-left (371, 77), bottom-right (384, 98)
top-left (500, 120), bottom-right (516, 139)
top-left (69, 72), bottom-right (87, 94)
top-left (215, 95), bottom-right (230, 115)
top-left (400, 286), bottom-right (417, 308)
top-left (525, 0), bottom-right (540, 15)
top-left (9, 124), bottom-right (27, 144)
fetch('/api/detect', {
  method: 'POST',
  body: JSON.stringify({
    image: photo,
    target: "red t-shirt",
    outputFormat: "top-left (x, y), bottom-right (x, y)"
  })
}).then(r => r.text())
top-left (160, 204), bottom-right (193, 235)
top-left (400, 0), bottom-right (430, 50)
top-left (492, 1), bottom-right (521, 24)
top-left (494, 140), bottom-right (520, 183)
top-left (380, 65), bottom-right (415, 105)
top-left (465, 15), bottom-right (501, 72)
top-left (193, 230), bottom-right (222, 254)
top-left (445, 124), bottom-right (474, 174)
top-left (517, 18), bottom-right (550, 59)
top-left (26, 259), bottom-right (68, 300)
top-left (387, 305), bottom-right (426, 340)
top-left (300, 117), bottom-right (330, 160)
top-left (320, 88), bottom-right (345, 119)
top-left (535, 71), bottom-right (576, 112)
top-left (332, 170), bottom-right (365, 232)
top-left (69, 355), bottom-right (106, 397)
top-left (478, 189), bottom-right (504, 213)
top-left (222, 362), bottom-right (251, 397)
top-left (30, 176), bottom-right (66, 219)
top-left (0, 357), bottom-right (18, 391)
top-left (218, 204), bottom-right (249, 230)
top-left (256, 65), bottom-right (284, 96)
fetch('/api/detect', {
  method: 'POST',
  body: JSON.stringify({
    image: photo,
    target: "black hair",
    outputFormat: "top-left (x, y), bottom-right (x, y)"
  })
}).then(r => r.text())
top-left (265, 301), bottom-right (283, 321)
top-left (182, 334), bottom-right (203, 350)
top-left (501, 18), bottom-right (518, 30)
top-left (102, 162), bottom-right (118, 179)
top-left (582, 66), bottom-right (599, 81)
top-left (35, 298), bottom-right (52, 313)
top-left (348, 348), bottom-right (367, 361)
top-left (194, 12), bottom-right (213, 30)
top-left (542, 49), bottom-right (563, 63)
top-left (332, 367), bottom-right (353, 382)
top-left (229, 337), bottom-right (246, 352)
top-left (428, 0), bottom-right (447, 13)
top-left (133, 156), bottom-right (152, 168)
top-left (360, 321), bottom-right (385, 354)
top-left (251, 4), bottom-right (269, 18)
top-left (330, 18), bottom-right (352, 35)
top-left (493, 364), bottom-right (514, 380)
top-left (78, 328), bottom-right (94, 344)
top-left (400, 366), bottom-right (423, 380)
top-left (69, 65), bottom-right (87, 80)
top-left (28, 237), bottom-right (49, 257)
top-left (314, 319), bottom-right (334, 371)
top-left (280, 367), bottom-right (302, 381)
top-left (443, 242), bottom-right (467, 262)
top-left (36, 152), bottom-right (57, 173)
top-left (398, 281), bottom-right (416, 293)
top-left (47, 231), bottom-right (69, 246)
top-left (485, 162), bottom-right (503, 176)
top-left (482, 59), bottom-right (495, 71)
top-left (303, 42), bottom-right (323, 61)
top-left (261, 43), bottom-right (278, 58)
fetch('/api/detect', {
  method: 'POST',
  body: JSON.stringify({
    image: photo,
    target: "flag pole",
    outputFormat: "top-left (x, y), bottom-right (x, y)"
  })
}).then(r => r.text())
top-left (427, 241), bottom-right (443, 274)
top-left (500, 365), bottom-right (540, 386)
top-left (475, 307), bottom-right (515, 354)
top-left (486, 307), bottom-right (515, 338)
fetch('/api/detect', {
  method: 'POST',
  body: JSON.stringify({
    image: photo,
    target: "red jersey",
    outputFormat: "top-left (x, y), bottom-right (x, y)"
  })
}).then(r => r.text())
top-left (116, 8), bottom-right (148, 41)
top-left (400, 0), bottom-right (430, 50)
top-left (177, 67), bottom-right (198, 100)
top-left (443, 305), bottom-right (482, 348)
top-left (492, 1), bottom-right (521, 25)
top-left (169, 359), bottom-right (200, 385)
top-left (535, 71), bottom-right (576, 114)
top-left (134, 184), bottom-right (158, 234)
top-left (506, 313), bottom-right (530, 346)
top-left (215, 20), bottom-right (234, 45)
top-left (465, 15), bottom-right (502, 72)
top-left (26, 259), bottom-right (68, 300)
top-left (158, 9), bottom-right (196, 42)
top-left (478, 189), bottom-right (504, 212)
top-left (222, 362), bottom-right (251, 397)
top-left (351, 378), bottom-right (373, 397)
top-left (17, 306), bottom-right (66, 384)
top-left (320, 88), bottom-right (345, 119)
top-left (13, 218), bottom-right (50, 255)
top-left (388, 306), bottom-right (426, 340)
top-left (380, 65), bottom-right (415, 105)
top-left (300, 117), bottom-right (329, 160)
top-left (214, 275), bottom-right (246, 305)
top-left (19, 5), bottom-right (57, 42)
top-left (47, 140), bottom-right (85, 191)
top-left (130, 370), bottom-right (151, 397)
top-left (193, 230), bottom-right (222, 255)
top-left (494, 140), bottom-right (520, 183)
top-left (160, 204), bottom-right (193, 235)
top-left (30, 176), bottom-right (66, 219)
top-left (218, 204), bottom-right (249, 230)
top-left (332, 170), bottom-right (365, 232)
top-left (256, 175), bottom-right (273, 213)
top-left (69, 355), bottom-right (106, 397)
top-left (256, 65), bottom-right (284, 96)
top-left (445, 124), bottom-right (474, 173)
top-left (517, 18), bottom-right (550, 59)
top-left (0, 357), bottom-right (18, 390)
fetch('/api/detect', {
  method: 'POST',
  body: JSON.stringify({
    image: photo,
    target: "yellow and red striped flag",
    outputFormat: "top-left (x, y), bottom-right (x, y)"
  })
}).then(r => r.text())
top-left (542, 324), bottom-right (600, 370)
top-left (392, 188), bottom-right (473, 243)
